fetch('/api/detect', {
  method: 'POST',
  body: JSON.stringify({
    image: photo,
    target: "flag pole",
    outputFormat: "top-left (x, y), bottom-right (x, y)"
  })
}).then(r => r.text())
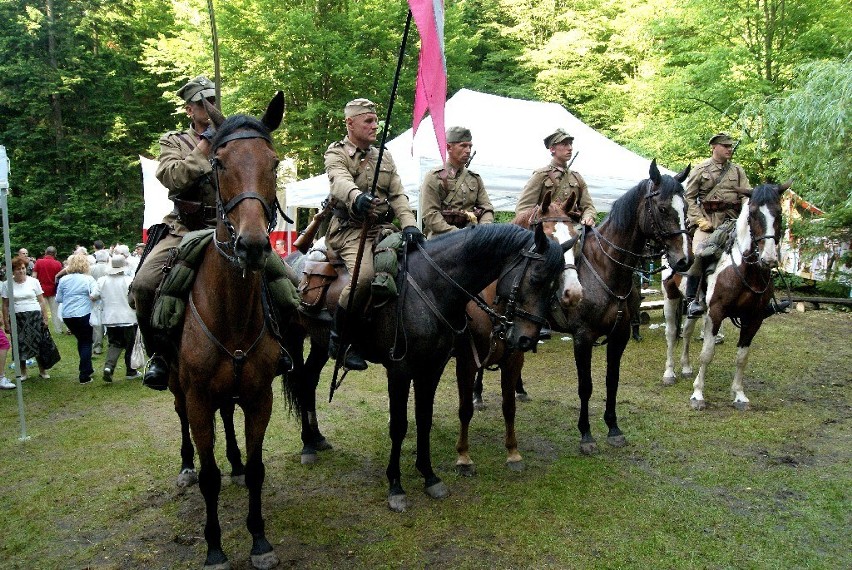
top-left (329, 10), bottom-right (414, 402)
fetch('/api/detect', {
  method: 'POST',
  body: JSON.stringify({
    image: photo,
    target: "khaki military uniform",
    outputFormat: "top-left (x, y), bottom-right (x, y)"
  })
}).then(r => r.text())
top-left (685, 157), bottom-right (751, 266)
top-left (420, 165), bottom-right (494, 238)
top-left (324, 136), bottom-right (417, 310)
top-left (515, 160), bottom-right (596, 220)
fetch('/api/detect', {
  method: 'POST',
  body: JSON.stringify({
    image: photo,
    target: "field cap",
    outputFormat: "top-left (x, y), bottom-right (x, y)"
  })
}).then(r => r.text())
top-left (177, 76), bottom-right (216, 103)
top-left (344, 98), bottom-right (377, 118)
top-left (107, 255), bottom-right (128, 275)
top-left (709, 132), bottom-right (735, 146)
top-left (446, 126), bottom-right (472, 144)
top-left (544, 128), bottom-right (574, 148)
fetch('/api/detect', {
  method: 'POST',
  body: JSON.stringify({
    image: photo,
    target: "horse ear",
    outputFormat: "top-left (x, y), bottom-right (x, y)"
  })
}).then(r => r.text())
top-left (779, 178), bottom-right (793, 192)
top-left (540, 190), bottom-right (553, 212)
top-left (261, 91), bottom-right (285, 132)
top-left (533, 222), bottom-right (549, 254)
top-left (563, 191), bottom-right (577, 214)
top-left (649, 158), bottom-right (661, 185)
top-left (675, 164), bottom-right (691, 183)
top-left (204, 98), bottom-right (226, 129)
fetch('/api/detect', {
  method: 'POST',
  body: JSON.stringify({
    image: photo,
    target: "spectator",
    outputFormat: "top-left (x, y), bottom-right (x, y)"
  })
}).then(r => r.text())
top-left (92, 255), bottom-right (139, 382)
top-left (0, 325), bottom-right (14, 389)
top-left (32, 246), bottom-right (65, 335)
top-left (17, 248), bottom-right (34, 275)
top-left (56, 254), bottom-right (97, 384)
top-left (126, 243), bottom-right (144, 275)
top-left (2, 256), bottom-right (51, 381)
top-left (89, 249), bottom-right (111, 355)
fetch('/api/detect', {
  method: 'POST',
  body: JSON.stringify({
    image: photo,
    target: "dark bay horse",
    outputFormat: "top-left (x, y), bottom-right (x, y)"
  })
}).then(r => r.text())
top-left (455, 191), bottom-right (580, 474)
top-left (662, 182), bottom-right (788, 410)
top-left (551, 160), bottom-right (692, 454)
top-left (169, 93), bottom-right (291, 569)
top-left (288, 223), bottom-right (566, 511)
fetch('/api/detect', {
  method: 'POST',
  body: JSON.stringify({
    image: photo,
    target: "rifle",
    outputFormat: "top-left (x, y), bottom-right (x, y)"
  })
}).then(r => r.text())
top-left (566, 150), bottom-right (579, 170)
top-left (293, 198), bottom-right (332, 254)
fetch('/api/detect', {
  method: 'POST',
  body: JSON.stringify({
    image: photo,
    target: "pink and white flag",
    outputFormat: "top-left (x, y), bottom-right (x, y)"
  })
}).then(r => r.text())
top-left (408, 0), bottom-right (447, 162)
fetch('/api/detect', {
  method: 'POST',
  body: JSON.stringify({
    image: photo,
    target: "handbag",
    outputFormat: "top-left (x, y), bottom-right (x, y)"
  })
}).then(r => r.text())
top-left (130, 329), bottom-right (147, 371)
top-left (36, 324), bottom-right (62, 370)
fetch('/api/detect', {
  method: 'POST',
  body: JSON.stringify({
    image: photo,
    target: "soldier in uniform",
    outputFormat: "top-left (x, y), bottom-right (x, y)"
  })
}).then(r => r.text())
top-left (324, 98), bottom-right (424, 371)
top-left (420, 126), bottom-right (494, 238)
top-left (132, 75), bottom-right (297, 389)
top-left (683, 132), bottom-right (751, 318)
top-left (515, 128), bottom-right (596, 226)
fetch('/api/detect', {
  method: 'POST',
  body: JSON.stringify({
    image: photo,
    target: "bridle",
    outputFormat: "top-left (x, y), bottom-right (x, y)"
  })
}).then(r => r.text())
top-left (731, 203), bottom-right (779, 295)
top-left (643, 179), bottom-right (689, 244)
top-left (209, 129), bottom-right (280, 267)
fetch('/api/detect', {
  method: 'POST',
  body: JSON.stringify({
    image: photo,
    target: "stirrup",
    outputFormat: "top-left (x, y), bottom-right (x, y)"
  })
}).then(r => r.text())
top-left (686, 299), bottom-right (705, 319)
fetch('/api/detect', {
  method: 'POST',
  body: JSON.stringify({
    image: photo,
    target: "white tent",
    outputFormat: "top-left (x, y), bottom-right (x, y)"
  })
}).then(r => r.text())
top-left (285, 88), bottom-right (670, 214)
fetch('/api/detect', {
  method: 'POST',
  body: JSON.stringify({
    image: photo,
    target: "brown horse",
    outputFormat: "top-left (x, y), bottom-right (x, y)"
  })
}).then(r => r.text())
top-left (552, 160), bottom-right (692, 454)
top-left (662, 181), bottom-right (788, 410)
top-left (454, 191), bottom-right (580, 474)
top-left (169, 93), bottom-right (290, 570)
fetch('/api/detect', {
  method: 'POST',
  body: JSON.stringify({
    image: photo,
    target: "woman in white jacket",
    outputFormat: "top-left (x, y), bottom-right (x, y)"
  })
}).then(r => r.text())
top-left (91, 255), bottom-right (138, 382)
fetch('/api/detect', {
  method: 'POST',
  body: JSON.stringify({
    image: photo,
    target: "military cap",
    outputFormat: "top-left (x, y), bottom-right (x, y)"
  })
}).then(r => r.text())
top-left (177, 76), bottom-right (216, 103)
top-left (544, 128), bottom-right (574, 148)
top-left (446, 126), bottom-right (472, 144)
top-left (708, 132), bottom-right (735, 146)
top-left (344, 98), bottom-right (377, 118)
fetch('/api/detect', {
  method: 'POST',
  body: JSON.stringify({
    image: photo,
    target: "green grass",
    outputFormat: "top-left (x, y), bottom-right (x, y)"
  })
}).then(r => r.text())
top-left (0, 309), bottom-right (849, 569)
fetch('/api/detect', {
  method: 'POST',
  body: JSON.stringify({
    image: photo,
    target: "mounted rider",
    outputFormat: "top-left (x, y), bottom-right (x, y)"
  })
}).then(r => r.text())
top-left (420, 126), bottom-right (494, 238)
top-left (323, 98), bottom-right (424, 371)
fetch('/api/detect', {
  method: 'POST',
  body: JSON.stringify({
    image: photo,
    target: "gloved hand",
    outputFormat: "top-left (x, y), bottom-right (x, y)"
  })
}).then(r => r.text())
top-left (402, 225), bottom-right (425, 251)
top-left (199, 125), bottom-right (216, 142)
top-left (352, 192), bottom-right (376, 217)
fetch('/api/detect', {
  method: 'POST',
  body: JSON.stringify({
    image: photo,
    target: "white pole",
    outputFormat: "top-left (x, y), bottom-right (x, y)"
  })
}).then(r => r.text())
top-left (0, 145), bottom-right (29, 441)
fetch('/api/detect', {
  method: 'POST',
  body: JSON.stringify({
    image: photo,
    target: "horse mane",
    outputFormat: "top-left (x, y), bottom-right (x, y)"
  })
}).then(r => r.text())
top-left (750, 183), bottom-right (780, 207)
top-left (211, 114), bottom-right (271, 148)
top-left (604, 173), bottom-right (682, 233)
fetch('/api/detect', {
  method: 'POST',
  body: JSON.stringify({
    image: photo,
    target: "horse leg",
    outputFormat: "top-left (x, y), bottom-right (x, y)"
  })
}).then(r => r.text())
top-left (730, 319), bottom-right (761, 411)
top-left (472, 367), bottom-right (485, 410)
top-left (414, 372), bottom-right (449, 501)
top-left (515, 374), bottom-right (529, 400)
top-left (604, 332), bottom-right (629, 447)
top-left (680, 315), bottom-right (698, 379)
top-left (502, 353), bottom-right (524, 470)
top-left (662, 297), bottom-right (680, 386)
top-left (241, 393), bottom-right (279, 570)
top-left (220, 403), bottom-right (245, 486)
top-left (297, 338), bottom-right (332, 464)
top-left (173, 390), bottom-right (198, 488)
top-left (386, 370), bottom-right (412, 512)
top-left (454, 350), bottom-right (477, 476)
top-left (574, 338), bottom-right (597, 454)
top-left (690, 316), bottom-right (719, 410)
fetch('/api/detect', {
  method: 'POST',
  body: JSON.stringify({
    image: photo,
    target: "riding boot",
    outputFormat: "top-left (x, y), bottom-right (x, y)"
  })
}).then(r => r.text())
top-left (763, 299), bottom-right (791, 318)
top-left (327, 308), bottom-right (367, 371)
top-left (138, 323), bottom-right (171, 391)
top-left (685, 275), bottom-right (705, 318)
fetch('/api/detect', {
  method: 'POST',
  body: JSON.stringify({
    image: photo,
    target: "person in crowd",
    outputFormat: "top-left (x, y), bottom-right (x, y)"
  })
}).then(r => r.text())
top-left (2, 256), bottom-right (51, 380)
top-left (420, 126), bottom-right (494, 238)
top-left (92, 254), bottom-right (139, 382)
top-left (126, 243), bottom-right (144, 275)
top-left (131, 74), bottom-right (299, 390)
top-left (32, 246), bottom-right (65, 335)
top-left (0, 325), bottom-right (13, 390)
top-left (89, 249), bottom-right (111, 355)
top-left (274, 239), bottom-right (288, 258)
top-left (87, 239), bottom-right (105, 266)
top-left (17, 248), bottom-right (34, 275)
top-left (323, 97), bottom-right (423, 370)
top-left (515, 128), bottom-right (596, 226)
top-left (56, 254), bottom-right (97, 384)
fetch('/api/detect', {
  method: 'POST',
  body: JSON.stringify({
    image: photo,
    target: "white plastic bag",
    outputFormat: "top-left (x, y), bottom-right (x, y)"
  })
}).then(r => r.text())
top-left (130, 329), bottom-right (146, 370)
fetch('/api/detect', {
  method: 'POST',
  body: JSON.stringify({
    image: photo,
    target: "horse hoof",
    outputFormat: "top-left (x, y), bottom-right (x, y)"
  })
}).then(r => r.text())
top-left (204, 559), bottom-right (231, 570)
top-left (251, 549), bottom-right (280, 570)
top-left (425, 480), bottom-right (450, 500)
top-left (455, 463), bottom-right (476, 477)
top-left (662, 375), bottom-right (676, 386)
top-left (579, 440), bottom-right (598, 455)
top-left (682, 368), bottom-right (693, 378)
top-left (690, 398), bottom-right (706, 411)
top-left (388, 493), bottom-right (408, 512)
top-left (301, 452), bottom-right (318, 465)
top-left (473, 400), bottom-right (486, 411)
top-left (516, 392), bottom-right (530, 402)
top-left (230, 474), bottom-right (246, 487)
top-left (506, 459), bottom-right (525, 472)
top-left (733, 401), bottom-right (750, 412)
top-left (313, 437), bottom-right (333, 451)
top-left (177, 468), bottom-right (198, 488)
top-left (607, 434), bottom-right (627, 448)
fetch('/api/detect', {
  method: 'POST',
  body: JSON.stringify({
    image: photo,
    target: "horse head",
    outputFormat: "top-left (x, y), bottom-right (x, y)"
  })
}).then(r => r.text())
top-left (737, 180), bottom-right (788, 269)
top-left (498, 223), bottom-right (564, 352)
top-left (204, 92), bottom-right (285, 272)
top-left (644, 159), bottom-right (692, 273)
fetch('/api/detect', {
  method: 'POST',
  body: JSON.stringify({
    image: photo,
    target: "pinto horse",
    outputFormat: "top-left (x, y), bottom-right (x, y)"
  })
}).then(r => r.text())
top-left (287, 223), bottom-right (565, 511)
top-left (551, 160), bottom-right (692, 454)
top-left (662, 182), bottom-right (788, 410)
top-left (455, 191), bottom-right (580, 474)
top-left (169, 93), bottom-right (292, 570)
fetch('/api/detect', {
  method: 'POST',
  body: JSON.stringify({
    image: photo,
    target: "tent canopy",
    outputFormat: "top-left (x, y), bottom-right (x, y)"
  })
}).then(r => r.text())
top-left (285, 88), bottom-right (671, 213)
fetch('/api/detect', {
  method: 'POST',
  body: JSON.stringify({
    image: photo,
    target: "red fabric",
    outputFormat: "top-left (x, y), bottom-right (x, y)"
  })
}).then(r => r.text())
top-left (33, 255), bottom-right (62, 297)
top-left (408, 0), bottom-right (447, 163)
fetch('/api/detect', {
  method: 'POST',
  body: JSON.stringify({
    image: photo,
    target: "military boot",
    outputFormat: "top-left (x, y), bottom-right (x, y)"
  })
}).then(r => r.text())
top-left (327, 308), bottom-right (367, 371)
top-left (685, 275), bottom-right (705, 319)
top-left (138, 324), bottom-right (171, 391)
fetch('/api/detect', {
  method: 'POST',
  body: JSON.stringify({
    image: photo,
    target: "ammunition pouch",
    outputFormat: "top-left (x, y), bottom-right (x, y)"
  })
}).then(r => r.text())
top-left (701, 199), bottom-right (739, 214)
top-left (174, 198), bottom-right (216, 231)
top-left (298, 260), bottom-right (340, 312)
top-left (441, 206), bottom-right (486, 229)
